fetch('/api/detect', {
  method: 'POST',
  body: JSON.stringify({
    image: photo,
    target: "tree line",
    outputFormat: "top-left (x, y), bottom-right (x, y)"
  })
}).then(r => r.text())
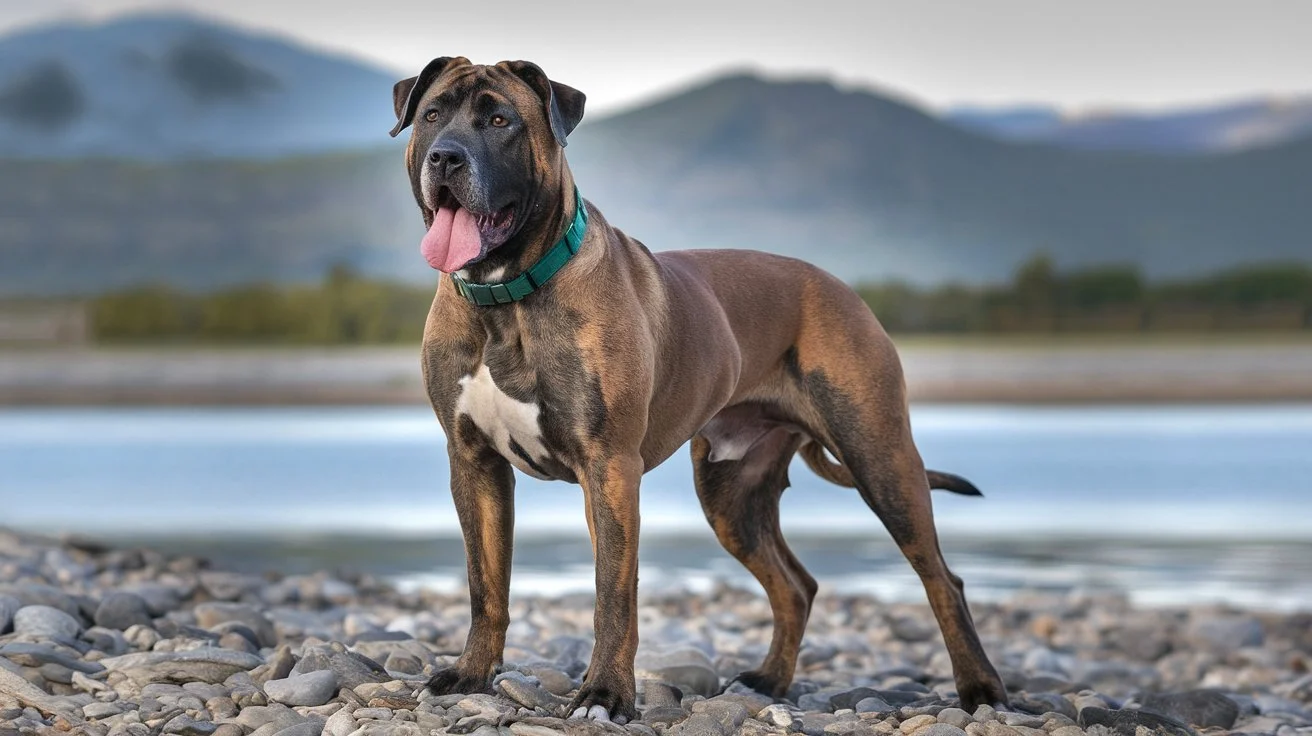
top-left (87, 259), bottom-right (1312, 344)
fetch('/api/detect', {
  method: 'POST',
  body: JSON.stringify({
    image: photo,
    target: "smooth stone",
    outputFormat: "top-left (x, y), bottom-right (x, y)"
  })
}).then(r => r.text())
top-left (0, 643), bottom-right (103, 674)
top-left (1012, 694), bottom-right (1076, 721)
top-left (83, 701), bottom-right (126, 719)
top-left (163, 715), bottom-right (219, 736)
top-left (193, 603), bottom-right (277, 648)
top-left (0, 584), bottom-right (82, 618)
top-left (1185, 615), bottom-right (1264, 653)
top-left (760, 703), bottom-right (797, 724)
top-left (635, 648), bottom-right (720, 698)
top-left (324, 709), bottom-right (358, 736)
top-left (831, 689), bottom-right (885, 712)
top-left (690, 699), bottom-right (750, 731)
top-left (1137, 690), bottom-right (1239, 730)
top-left (496, 672), bottom-right (564, 710)
top-left (917, 726), bottom-right (969, 736)
top-left (670, 713), bottom-right (726, 736)
top-left (901, 715), bottom-right (940, 733)
top-left (509, 724), bottom-right (567, 736)
top-left (521, 665), bottom-right (575, 697)
top-left (265, 670), bottom-right (339, 707)
top-left (100, 648), bottom-right (264, 684)
top-left (856, 697), bottom-right (895, 714)
top-left (13, 605), bottom-right (82, 639)
top-left (705, 691), bottom-right (772, 718)
top-left (293, 645), bottom-right (387, 690)
top-left (1077, 706), bottom-right (1195, 736)
top-left (93, 593), bottom-right (154, 632)
top-left (937, 709), bottom-right (974, 729)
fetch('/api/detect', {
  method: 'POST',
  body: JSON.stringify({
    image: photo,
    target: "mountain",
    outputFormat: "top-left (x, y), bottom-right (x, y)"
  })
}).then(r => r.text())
top-left (1, 13), bottom-right (1311, 294)
top-left (948, 98), bottom-right (1312, 154)
top-left (0, 12), bottom-right (399, 158)
top-left (4, 72), bottom-right (1312, 295)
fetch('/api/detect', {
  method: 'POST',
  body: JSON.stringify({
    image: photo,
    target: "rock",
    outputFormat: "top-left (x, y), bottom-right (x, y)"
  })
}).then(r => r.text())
top-left (856, 697), bottom-right (894, 714)
top-left (93, 593), bottom-right (153, 632)
top-left (1185, 615), bottom-right (1264, 654)
top-left (1137, 690), bottom-right (1239, 730)
top-left (510, 723), bottom-right (567, 736)
top-left (830, 688), bottom-right (885, 712)
top-left (522, 665), bottom-right (575, 697)
top-left (690, 699), bottom-right (749, 732)
top-left (917, 726), bottom-right (969, 736)
top-left (1077, 706), bottom-right (1196, 736)
top-left (704, 690), bottom-right (772, 718)
top-left (100, 648), bottom-right (264, 684)
top-left (937, 708), bottom-right (974, 729)
top-left (83, 702), bottom-right (126, 719)
top-left (293, 645), bottom-right (387, 690)
top-left (12, 605), bottom-right (82, 639)
top-left (669, 713), bottom-right (726, 736)
top-left (194, 603), bottom-right (278, 648)
top-left (496, 672), bottom-right (565, 710)
top-left (324, 709), bottom-right (357, 736)
top-left (264, 670), bottom-right (339, 707)
top-left (635, 648), bottom-right (720, 697)
top-left (1012, 694), bottom-right (1076, 721)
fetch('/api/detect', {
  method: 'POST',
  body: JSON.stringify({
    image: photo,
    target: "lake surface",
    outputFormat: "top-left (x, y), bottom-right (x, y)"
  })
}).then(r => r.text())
top-left (2, 404), bottom-right (1310, 610)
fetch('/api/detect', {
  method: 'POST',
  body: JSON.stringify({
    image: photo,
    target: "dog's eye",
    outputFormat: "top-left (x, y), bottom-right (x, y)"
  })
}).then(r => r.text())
top-left (490, 114), bottom-right (509, 128)
top-left (424, 110), bottom-right (439, 123)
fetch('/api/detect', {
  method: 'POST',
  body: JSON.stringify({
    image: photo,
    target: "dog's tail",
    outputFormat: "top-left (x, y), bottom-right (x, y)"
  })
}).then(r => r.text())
top-left (798, 442), bottom-right (983, 497)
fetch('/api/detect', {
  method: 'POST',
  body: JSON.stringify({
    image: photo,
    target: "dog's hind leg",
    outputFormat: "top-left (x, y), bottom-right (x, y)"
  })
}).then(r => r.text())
top-left (691, 424), bottom-right (814, 698)
top-left (799, 358), bottom-right (1009, 710)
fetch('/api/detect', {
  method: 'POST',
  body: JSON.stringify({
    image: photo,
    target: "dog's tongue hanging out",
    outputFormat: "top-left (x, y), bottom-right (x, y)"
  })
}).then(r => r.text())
top-left (421, 206), bottom-right (483, 272)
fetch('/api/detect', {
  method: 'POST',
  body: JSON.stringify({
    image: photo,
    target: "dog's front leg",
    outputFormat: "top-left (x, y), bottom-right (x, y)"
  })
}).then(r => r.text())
top-left (426, 447), bottom-right (515, 696)
top-left (569, 454), bottom-right (642, 724)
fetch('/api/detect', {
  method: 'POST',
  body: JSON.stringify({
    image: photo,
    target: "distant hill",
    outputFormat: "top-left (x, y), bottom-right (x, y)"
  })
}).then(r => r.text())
top-left (1, 13), bottom-right (1311, 295)
top-left (4, 73), bottom-right (1312, 295)
top-left (0, 12), bottom-right (398, 158)
top-left (949, 97), bottom-right (1312, 154)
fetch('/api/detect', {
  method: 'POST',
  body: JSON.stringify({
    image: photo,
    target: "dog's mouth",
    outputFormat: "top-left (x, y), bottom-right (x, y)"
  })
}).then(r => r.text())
top-left (421, 186), bottom-right (516, 273)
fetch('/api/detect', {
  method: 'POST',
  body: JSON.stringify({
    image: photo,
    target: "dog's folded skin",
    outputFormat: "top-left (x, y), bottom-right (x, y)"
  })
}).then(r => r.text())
top-left (390, 56), bottom-right (1009, 721)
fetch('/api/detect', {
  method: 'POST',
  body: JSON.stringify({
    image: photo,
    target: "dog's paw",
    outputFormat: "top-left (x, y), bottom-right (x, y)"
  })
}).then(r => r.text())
top-left (566, 679), bottom-right (637, 725)
top-left (956, 676), bottom-right (1009, 712)
top-left (423, 666), bottom-right (493, 697)
top-left (722, 668), bottom-right (788, 699)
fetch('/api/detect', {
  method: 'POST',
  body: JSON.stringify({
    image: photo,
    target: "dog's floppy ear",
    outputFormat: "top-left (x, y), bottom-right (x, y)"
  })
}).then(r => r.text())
top-left (390, 56), bottom-right (459, 138)
top-left (502, 60), bottom-right (586, 147)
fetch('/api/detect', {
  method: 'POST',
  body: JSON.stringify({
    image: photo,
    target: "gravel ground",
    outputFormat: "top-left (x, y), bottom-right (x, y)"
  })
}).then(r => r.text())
top-left (2, 530), bottom-right (1310, 736)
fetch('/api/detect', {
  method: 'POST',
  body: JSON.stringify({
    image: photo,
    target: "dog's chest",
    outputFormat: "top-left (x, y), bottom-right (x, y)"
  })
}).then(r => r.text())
top-left (454, 364), bottom-right (554, 479)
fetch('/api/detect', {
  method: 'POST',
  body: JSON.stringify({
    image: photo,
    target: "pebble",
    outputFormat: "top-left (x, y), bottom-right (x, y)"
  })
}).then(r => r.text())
top-left (0, 531), bottom-right (1307, 736)
top-left (12, 604), bottom-right (82, 639)
top-left (264, 670), bottom-right (339, 707)
top-left (94, 593), bottom-right (154, 631)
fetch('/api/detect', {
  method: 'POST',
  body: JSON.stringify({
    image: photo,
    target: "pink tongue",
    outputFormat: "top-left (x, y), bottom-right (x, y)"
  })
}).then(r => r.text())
top-left (421, 207), bottom-right (483, 272)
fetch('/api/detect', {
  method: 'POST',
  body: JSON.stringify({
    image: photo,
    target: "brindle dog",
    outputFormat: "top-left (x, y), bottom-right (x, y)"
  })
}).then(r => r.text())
top-left (390, 57), bottom-right (1008, 723)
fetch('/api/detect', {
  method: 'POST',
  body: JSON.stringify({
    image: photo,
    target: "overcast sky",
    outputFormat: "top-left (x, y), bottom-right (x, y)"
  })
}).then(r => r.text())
top-left (2, 0), bottom-right (1309, 114)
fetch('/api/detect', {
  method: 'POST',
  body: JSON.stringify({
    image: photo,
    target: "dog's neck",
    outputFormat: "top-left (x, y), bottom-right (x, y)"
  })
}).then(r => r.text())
top-left (458, 166), bottom-right (579, 287)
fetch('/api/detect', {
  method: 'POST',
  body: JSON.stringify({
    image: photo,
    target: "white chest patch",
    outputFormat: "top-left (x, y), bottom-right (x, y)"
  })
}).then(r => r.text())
top-left (454, 365), bottom-right (551, 477)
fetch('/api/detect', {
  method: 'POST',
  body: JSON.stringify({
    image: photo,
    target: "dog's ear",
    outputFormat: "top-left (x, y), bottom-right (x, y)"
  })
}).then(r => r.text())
top-left (390, 56), bottom-right (460, 138)
top-left (502, 60), bottom-right (586, 147)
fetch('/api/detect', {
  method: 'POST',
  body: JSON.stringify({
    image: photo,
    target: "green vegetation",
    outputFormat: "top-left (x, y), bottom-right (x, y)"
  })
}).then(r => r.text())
top-left (91, 266), bottom-right (433, 344)
top-left (85, 259), bottom-right (1312, 345)
top-left (857, 256), bottom-right (1312, 334)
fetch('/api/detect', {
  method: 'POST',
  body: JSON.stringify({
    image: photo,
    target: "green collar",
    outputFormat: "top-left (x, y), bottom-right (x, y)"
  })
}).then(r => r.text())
top-left (450, 188), bottom-right (588, 306)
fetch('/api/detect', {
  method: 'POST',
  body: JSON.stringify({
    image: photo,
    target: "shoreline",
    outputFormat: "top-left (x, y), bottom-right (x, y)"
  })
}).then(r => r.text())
top-left (5, 341), bottom-right (1312, 405)
top-left (2, 530), bottom-right (1310, 735)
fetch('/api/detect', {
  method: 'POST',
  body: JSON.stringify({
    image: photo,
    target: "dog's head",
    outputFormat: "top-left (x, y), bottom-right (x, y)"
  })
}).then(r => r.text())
top-left (390, 57), bottom-right (586, 274)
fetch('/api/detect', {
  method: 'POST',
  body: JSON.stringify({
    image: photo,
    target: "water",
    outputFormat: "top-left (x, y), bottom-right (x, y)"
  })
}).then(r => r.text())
top-left (2, 404), bottom-right (1310, 610)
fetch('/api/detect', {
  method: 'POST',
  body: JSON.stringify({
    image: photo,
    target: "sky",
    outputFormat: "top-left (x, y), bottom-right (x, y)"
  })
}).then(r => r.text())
top-left (1, 0), bottom-right (1310, 115)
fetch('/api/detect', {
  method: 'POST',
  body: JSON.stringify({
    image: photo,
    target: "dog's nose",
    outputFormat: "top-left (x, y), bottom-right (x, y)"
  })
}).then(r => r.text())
top-left (427, 142), bottom-right (466, 176)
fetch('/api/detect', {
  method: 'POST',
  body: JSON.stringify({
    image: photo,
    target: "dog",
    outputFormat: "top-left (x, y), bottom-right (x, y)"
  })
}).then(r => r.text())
top-left (389, 56), bottom-right (1008, 723)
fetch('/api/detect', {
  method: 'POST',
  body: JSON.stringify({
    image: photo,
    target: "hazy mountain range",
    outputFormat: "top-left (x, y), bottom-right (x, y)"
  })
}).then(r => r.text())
top-left (1, 12), bottom-right (1310, 295)
top-left (950, 98), bottom-right (1312, 154)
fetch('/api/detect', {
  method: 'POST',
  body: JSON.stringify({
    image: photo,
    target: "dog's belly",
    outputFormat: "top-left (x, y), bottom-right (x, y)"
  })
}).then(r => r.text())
top-left (454, 365), bottom-right (554, 479)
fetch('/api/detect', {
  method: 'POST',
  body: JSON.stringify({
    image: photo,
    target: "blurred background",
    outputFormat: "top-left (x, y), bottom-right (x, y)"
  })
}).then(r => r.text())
top-left (1, 1), bottom-right (1310, 609)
